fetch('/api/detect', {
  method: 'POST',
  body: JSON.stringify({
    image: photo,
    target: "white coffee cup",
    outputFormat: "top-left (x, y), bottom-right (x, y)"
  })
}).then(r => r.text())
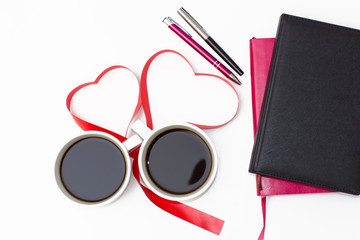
top-left (132, 120), bottom-right (218, 201)
top-left (55, 131), bottom-right (142, 206)
top-left (55, 120), bottom-right (218, 204)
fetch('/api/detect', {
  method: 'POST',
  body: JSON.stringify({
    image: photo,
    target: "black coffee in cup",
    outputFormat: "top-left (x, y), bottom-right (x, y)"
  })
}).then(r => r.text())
top-left (60, 137), bottom-right (126, 202)
top-left (145, 129), bottom-right (212, 195)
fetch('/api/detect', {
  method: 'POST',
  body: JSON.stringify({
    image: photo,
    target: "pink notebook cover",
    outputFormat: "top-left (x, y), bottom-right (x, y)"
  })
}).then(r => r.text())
top-left (250, 37), bottom-right (333, 196)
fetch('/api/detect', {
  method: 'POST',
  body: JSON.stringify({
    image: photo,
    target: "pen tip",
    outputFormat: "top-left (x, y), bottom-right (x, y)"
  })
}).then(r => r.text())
top-left (230, 73), bottom-right (242, 85)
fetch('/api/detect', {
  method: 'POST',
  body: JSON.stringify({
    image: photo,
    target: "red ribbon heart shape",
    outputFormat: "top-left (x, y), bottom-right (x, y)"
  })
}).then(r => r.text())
top-left (66, 65), bottom-right (141, 142)
top-left (141, 49), bottom-right (239, 130)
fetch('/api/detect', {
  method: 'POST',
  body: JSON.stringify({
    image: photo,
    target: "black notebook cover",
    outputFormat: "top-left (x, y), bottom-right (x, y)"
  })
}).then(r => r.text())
top-left (249, 14), bottom-right (360, 195)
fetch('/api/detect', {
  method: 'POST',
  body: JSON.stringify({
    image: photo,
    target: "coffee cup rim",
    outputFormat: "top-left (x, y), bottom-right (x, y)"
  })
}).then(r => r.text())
top-left (137, 123), bottom-right (218, 201)
top-left (54, 131), bottom-right (132, 206)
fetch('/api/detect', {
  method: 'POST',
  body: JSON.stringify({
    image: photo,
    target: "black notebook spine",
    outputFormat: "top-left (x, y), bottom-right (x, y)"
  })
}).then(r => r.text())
top-left (249, 14), bottom-right (288, 173)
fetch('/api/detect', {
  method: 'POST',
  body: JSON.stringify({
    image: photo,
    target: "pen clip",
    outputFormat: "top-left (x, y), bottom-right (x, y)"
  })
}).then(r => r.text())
top-left (163, 17), bottom-right (192, 38)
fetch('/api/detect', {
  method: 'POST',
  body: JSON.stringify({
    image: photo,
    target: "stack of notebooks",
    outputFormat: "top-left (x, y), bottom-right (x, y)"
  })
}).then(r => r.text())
top-left (249, 14), bottom-right (360, 196)
top-left (250, 37), bottom-right (332, 196)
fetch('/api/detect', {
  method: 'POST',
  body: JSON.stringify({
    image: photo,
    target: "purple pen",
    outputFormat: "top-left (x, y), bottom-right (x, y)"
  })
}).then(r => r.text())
top-left (163, 17), bottom-right (241, 85)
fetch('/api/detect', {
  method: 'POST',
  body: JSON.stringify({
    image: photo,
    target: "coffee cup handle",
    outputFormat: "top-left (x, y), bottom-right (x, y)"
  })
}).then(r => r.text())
top-left (122, 134), bottom-right (143, 152)
top-left (131, 120), bottom-right (153, 140)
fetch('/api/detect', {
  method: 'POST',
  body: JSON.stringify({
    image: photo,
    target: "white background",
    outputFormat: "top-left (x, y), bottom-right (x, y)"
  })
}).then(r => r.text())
top-left (1, 0), bottom-right (360, 239)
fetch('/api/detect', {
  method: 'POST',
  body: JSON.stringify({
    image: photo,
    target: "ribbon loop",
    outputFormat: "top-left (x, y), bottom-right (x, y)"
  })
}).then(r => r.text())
top-left (66, 65), bottom-right (141, 142)
top-left (140, 49), bottom-right (239, 130)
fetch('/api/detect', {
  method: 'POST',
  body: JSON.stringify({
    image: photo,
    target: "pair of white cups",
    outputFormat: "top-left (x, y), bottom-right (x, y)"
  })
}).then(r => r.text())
top-left (55, 120), bottom-right (218, 205)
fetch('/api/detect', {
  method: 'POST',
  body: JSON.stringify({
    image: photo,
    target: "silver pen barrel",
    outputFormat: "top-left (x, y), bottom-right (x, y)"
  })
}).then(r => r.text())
top-left (177, 7), bottom-right (209, 40)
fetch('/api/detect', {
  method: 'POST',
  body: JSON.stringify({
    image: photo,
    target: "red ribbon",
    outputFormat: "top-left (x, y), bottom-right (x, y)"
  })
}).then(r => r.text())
top-left (66, 50), bottom-right (241, 235)
top-left (66, 65), bottom-right (141, 142)
top-left (130, 148), bottom-right (224, 235)
top-left (140, 49), bottom-right (239, 130)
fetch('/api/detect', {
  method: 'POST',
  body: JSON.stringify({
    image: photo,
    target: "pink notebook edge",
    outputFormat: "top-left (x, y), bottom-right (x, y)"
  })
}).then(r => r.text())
top-left (250, 37), bottom-right (333, 196)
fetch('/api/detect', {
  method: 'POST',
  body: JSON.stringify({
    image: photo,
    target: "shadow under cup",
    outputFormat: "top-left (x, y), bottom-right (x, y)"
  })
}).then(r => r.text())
top-left (55, 132), bottom-right (131, 205)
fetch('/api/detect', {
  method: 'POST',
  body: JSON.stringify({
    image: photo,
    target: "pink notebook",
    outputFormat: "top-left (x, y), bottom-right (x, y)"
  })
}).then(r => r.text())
top-left (250, 37), bottom-right (333, 196)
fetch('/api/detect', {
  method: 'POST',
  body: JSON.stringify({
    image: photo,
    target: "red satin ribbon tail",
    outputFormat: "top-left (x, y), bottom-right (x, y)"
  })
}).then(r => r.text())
top-left (130, 149), bottom-right (224, 235)
top-left (141, 183), bottom-right (224, 235)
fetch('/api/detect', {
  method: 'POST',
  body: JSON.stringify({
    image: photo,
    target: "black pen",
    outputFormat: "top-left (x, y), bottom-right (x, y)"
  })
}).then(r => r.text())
top-left (178, 7), bottom-right (244, 76)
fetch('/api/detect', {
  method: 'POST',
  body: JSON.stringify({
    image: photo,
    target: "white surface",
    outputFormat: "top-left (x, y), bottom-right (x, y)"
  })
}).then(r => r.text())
top-left (1, 0), bottom-right (360, 239)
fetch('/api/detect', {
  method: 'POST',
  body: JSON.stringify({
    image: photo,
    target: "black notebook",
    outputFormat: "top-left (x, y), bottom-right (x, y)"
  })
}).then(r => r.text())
top-left (249, 14), bottom-right (360, 195)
